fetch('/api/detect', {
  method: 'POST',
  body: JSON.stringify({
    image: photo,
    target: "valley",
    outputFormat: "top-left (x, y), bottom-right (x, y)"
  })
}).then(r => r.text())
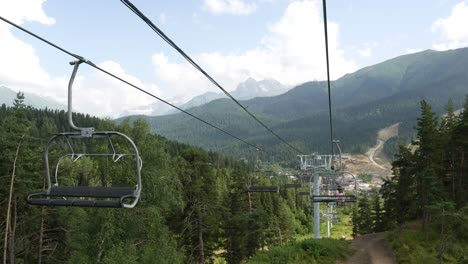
top-left (122, 48), bottom-right (468, 163)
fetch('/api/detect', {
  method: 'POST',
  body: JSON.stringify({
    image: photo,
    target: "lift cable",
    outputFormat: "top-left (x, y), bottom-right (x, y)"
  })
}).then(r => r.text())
top-left (321, 0), bottom-right (335, 157)
top-left (120, 0), bottom-right (302, 154)
top-left (0, 15), bottom-right (268, 153)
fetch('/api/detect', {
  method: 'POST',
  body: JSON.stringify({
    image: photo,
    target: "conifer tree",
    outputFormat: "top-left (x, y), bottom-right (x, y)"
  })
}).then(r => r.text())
top-left (13, 92), bottom-right (25, 109)
top-left (414, 101), bottom-right (445, 235)
top-left (440, 100), bottom-right (459, 202)
top-left (391, 146), bottom-right (417, 224)
top-left (357, 195), bottom-right (373, 234)
top-left (451, 95), bottom-right (468, 207)
top-left (380, 177), bottom-right (397, 229)
top-left (222, 165), bottom-right (253, 264)
top-left (351, 203), bottom-right (360, 237)
top-left (372, 192), bottom-right (384, 232)
top-left (176, 148), bottom-right (220, 264)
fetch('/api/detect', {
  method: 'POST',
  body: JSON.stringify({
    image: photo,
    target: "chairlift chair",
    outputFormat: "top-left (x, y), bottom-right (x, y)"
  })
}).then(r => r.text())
top-left (296, 174), bottom-right (312, 196)
top-left (284, 183), bottom-right (302, 189)
top-left (26, 60), bottom-right (142, 208)
top-left (312, 171), bottom-right (358, 203)
top-left (247, 172), bottom-right (279, 193)
top-left (247, 156), bottom-right (279, 193)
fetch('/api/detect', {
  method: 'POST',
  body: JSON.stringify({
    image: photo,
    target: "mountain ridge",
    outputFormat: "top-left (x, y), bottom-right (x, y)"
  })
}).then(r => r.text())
top-left (0, 85), bottom-right (66, 110)
top-left (121, 48), bottom-right (468, 159)
top-left (134, 78), bottom-right (290, 116)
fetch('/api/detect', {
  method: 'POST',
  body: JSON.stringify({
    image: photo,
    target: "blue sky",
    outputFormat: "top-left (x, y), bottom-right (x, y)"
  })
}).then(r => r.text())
top-left (1, 0), bottom-right (467, 117)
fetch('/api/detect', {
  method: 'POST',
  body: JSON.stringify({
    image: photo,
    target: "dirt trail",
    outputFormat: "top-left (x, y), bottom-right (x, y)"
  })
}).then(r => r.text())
top-left (367, 139), bottom-right (388, 171)
top-left (338, 233), bottom-right (396, 264)
top-left (342, 123), bottom-right (399, 182)
top-left (377, 123), bottom-right (399, 141)
top-left (365, 123), bottom-right (399, 171)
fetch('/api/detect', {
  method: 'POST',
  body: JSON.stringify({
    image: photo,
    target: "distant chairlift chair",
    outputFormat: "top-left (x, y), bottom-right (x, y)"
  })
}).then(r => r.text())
top-left (26, 60), bottom-right (142, 208)
top-left (312, 171), bottom-right (358, 203)
top-left (295, 172), bottom-right (312, 196)
top-left (284, 172), bottom-right (302, 190)
top-left (247, 161), bottom-right (279, 193)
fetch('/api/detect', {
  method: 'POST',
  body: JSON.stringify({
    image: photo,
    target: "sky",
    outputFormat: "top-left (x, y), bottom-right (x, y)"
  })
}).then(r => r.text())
top-left (0, 0), bottom-right (468, 118)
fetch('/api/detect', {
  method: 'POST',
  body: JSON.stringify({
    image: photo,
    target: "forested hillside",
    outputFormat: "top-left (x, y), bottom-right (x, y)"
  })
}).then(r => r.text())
top-left (0, 94), bottom-right (326, 263)
top-left (351, 97), bottom-right (468, 263)
top-left (127, 48), bottom-right (468, 160)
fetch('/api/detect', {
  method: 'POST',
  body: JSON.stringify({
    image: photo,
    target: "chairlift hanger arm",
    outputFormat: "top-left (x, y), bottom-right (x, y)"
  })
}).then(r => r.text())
top-left (68, 60), bottom-right (94, 137)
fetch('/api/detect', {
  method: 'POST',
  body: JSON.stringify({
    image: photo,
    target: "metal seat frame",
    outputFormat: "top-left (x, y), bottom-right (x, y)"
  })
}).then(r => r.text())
top-left (26, 60), bottom-right (142, 208)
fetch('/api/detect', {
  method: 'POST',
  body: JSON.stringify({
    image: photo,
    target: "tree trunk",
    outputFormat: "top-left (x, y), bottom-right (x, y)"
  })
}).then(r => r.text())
top-left (198, 210), bottom-right (205, 264)
top-left (97, 238), bottom-right (106, 263)
top-left (3, 134), bottom-right (25, 264)
top-left (38, 207), bottom-right (45, 264)
top-left (38, 177), bottom-right (46, 264)
top-left (8, 200), bottom-right (17, 264)
top-left (458, 152), bottom-right (465, 206)
top-left (438, 210), bottom-right (445, 264)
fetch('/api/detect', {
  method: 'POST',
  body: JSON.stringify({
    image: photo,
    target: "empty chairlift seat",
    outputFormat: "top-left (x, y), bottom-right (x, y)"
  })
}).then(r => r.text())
top-left (26, 131), bottom-right (142, 208)
top-left (246, 160), bottom-right (279, 193)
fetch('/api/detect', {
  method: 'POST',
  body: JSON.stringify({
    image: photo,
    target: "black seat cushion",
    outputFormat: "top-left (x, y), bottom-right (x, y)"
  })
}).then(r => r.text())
top-left (248, 186), bottom-right (278, 192)
top-left (27, 198), bottom-right (122, 207)
top-left (49, 186), bottom-right (134, 198)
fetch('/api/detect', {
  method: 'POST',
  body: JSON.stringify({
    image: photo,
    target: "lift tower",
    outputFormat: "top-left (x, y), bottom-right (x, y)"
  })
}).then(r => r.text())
top-left (298, 153), bottom-right (334, 239)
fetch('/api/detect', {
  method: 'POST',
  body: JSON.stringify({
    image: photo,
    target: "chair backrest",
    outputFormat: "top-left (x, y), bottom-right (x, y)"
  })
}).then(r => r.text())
top-left (38, 131), bottom-right (142, 208)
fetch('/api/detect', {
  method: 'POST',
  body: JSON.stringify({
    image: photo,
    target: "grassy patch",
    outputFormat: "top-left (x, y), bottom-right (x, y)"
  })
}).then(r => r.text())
top-left (320, 213), bottom-right (353, 240)
top-left (387, 220), bottom-right (468, 264)
top-left (295, 205), bottom-right (354, 241)
top-left (357, 174), bottom-right (373, 183)
top-left (248, 238), bottom-right (352, 264)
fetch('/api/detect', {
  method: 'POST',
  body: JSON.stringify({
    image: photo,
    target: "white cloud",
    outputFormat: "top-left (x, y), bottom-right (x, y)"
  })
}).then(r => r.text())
top-left (358, 47), bottom-right (372, 57)
top-left (203, 0), bottom-right (257, 15)
top-left (406, 48), bottom-right (423, 54)
top-left (154, 0), bottom-right (357, 101)
top-left (0, 0), bottom-right (160, 118)
top-left (73, 61), bottom-right (161, 118)
top-left (356, 42), bottom-right (378, 58)
top-left (158, 13), bottom-right (167, 25)
top-left (431, 1), bottom-right (468, 50)
top-left (152, 53), bottom-right (212, 102)
top-left (0, 0), bottom-right (65, 102)
top-left (0, 0), bottom-right (55, 25)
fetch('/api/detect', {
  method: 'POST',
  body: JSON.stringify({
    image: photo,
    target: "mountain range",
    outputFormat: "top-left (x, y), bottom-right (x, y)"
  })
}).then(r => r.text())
top-left (122, 48), bottom-right (468, 161)
top-left (120, 78), bottom-right (290, 117)
top-left (0, 86), bottom-right (66, 110)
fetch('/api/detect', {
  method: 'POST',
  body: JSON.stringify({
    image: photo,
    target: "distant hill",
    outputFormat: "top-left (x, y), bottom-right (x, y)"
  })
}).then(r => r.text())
top-left (121, 48), bottom-right (468, 160)
top-left (231, 78), bottom-right (290, 100)
top-left (127, 78), bottom-right (290, 116)
top-left (119, 100), bottom-right (175, 117)
top-left (176, 91), bottom-right (225, 113)
top-left (176, 78), bottom-right (289, 112)
top-left (0, 86), bottom-right (66, 110)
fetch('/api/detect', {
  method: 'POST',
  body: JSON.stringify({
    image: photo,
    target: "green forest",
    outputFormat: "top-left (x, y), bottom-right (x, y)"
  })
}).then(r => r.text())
top-left (1, 94), bottom-right (347, 263)
top-left (2, 92), bottom-right (468, 263)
